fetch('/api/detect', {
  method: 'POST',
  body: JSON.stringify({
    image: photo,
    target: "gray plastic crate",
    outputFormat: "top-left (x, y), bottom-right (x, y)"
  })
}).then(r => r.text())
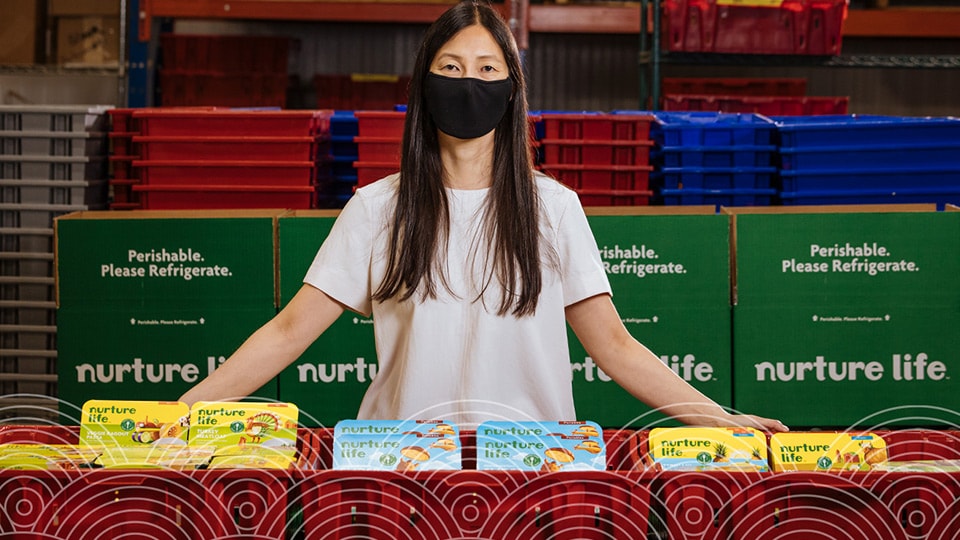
top-left (0, 276), bottom-right (55, 303)
top-left (0, 130), bottom-right (108, 158)
top-left (0, 202), bottom-right (99, 229)
top-left (0, 224), bottom-right (54, 254)
top-left (0, 155), bottom-right (106, 180)
top-left (0, 301), bottom-right (56, 326)
top-left (0, 179), bottom-right (108, 207)
top-left (0, 105), bottom-right (112, 133)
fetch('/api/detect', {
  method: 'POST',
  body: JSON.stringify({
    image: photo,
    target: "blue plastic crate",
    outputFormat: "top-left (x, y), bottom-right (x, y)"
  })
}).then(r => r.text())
top-left (780, 166), bottom-right (960, 192)
top-left (780, 187), bottom-right (960, 209)
top-left (775, 115), bottom-right (960, 148)
top-left (654, 112), bottom-right (776, 147)
top-left (661, 166), bottom-right (776, 190)
top-left (660, 145), bottom-right (776, 168)
top-left (660, 187), bottom-right (777, 207)
top-left (328, 135), bottom-right (359, 160)
top-left (329, 111), bottom-right (358, 138)
top-left (779, 142), bottom-right (960, 171)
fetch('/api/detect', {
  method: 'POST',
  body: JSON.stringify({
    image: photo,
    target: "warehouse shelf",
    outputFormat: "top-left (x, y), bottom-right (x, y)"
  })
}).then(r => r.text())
top-left (139, 1), bottom-right (960, 39)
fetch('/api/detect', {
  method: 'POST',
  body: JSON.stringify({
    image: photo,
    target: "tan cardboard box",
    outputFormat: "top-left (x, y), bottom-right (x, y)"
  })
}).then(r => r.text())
top-left (56, 16), bottom-right (120, 66)
top-left (0, 1), bottom-right (45, 64)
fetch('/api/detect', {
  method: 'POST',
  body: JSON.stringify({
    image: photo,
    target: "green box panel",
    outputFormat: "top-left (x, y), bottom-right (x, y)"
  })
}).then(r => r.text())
top-left (734, 211), bottom-right (960, 307)
top-left (57, 213), bottom-right (277, 308)
top-left (587, 213), bottom-right (730, 306)
top-left (277, 213), bottom-right (375, 427)
top-left (57, 305), bottom-right (277, 423)
top-left (733, 303), bottom-right (960, 428)
top-left (570, 305), bottom-right (732, 429)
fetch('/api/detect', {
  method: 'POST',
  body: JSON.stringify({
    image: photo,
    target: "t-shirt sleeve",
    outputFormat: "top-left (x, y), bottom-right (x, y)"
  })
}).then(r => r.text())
top-left (303, 193), bottom-right (374, 316)
top-left (556, 191), bottom-right (612, 306)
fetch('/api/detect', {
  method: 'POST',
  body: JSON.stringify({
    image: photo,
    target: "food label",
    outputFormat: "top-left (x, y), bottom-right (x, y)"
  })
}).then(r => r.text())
top-left (80, 400), bottom-right (189, 447)
top-left (333, 420), bottom-right (461, 471)
top-left (648, 427), bottom-right (769, 471)
top-left (770, 432), bottom-right (887, 472)
top-left (188, 402), bottom-right (299, 450)
top-left (476, 421), bottom-right (606, 472)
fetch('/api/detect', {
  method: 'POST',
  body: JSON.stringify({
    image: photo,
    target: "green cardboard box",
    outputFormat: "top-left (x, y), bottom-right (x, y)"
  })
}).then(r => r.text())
top-left (56, 210), bottom-right (281, 309)
top-left (58, 305), bottom-right (277, 421)
top-left (730, 206), bottom-right (960, 427)
top-left (276, 211), bottom-right (376, 427)
top-left (573, 208), bottom-right (733, 428)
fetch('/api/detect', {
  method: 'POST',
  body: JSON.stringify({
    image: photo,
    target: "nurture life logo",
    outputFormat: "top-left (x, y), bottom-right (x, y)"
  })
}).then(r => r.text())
top-left (599, 244), bottom-right (687, 278)
top-left (781, 242), bottom-right (919, 276)
top-left (100, 248), bottom-right (233, 281)
top-left (75, 356), bottom-right (228, 384)
top-left (755, 353), bottom-right (947, 382)
top-left (573, 354), bottom-right (714, 383)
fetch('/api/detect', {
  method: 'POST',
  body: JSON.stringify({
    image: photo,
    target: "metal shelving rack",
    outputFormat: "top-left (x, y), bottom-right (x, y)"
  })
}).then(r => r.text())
top-left (640, 0), bottom-right (960, 110)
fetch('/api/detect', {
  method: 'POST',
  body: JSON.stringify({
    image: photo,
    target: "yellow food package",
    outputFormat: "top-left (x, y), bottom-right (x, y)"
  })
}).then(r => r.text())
top-left (80, 400), bottom-right (189, 447)
top-left (770, 432), bottom-right (887, 472)
top-left (0, 444), bottom-right (101, 470)
top-left (647, 427), bottom-right (769, 471)
top-left (207, 446), bottom-right (298, 470)
top-left (94, 445), bottom-right (215, 469)
top-left (188, 402), bottom-right (299, 450)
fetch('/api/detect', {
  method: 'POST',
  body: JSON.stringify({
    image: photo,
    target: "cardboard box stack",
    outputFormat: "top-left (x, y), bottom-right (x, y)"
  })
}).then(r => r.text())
top-left (50, 0), bottom-right (120, 67)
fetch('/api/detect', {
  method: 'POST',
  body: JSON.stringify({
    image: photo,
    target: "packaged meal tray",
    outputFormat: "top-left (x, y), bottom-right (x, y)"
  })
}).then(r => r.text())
top-left (476, 420), bottom-right (606, 472)
top-left (647, 427), bottom-right (769, 472)
top-left (0, 444), bottom-right (101, 470)
top-left (333, 419), bottom-right (462, 471)
top-left (770, 431), bottom-right (887, 472)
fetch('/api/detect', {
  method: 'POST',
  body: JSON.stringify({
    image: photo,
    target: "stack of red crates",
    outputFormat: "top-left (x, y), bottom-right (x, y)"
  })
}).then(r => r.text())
top-left (538, 113), bottom-right (656, 206)
top-left (106, 108), bottom-right (141, 209)
top-left (661, 77), bottom-right (850, 116)
top-left (662, 0), bottom-right (848, 56)
top-left (353, 111), bottom-right (405, 188)
top-left (129, 109), bottom-right (332, 210)
top-left (159, 34), bottom-right (290, 108)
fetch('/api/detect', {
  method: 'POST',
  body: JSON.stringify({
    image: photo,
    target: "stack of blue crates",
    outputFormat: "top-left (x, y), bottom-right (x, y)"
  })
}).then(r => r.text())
top-left (316, 110), bottom-right (359, 208)
top-left (777, 115), bottom-right (960, 208)
top-left (652, 112), bottom-right (778, 207)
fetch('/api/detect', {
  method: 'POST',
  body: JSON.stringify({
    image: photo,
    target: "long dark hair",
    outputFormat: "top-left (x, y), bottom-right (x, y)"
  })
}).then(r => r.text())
top-left (372, 1), bottom-right (541, 317)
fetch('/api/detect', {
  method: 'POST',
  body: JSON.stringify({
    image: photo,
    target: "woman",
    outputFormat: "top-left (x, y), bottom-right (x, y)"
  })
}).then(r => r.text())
top-left (180, 1), bottom-right (787, 432)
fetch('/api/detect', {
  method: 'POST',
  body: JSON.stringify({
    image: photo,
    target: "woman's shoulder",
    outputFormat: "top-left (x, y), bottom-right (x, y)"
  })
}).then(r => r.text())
top-left (534, 170), bottom-right (578, 208)
top-left (352, 173), bottom-right (401, 206)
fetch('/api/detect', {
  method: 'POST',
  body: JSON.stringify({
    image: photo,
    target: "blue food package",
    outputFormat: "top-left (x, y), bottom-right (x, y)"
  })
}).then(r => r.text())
top-left (332, 419), bottom-right (461, 470)
top-left (476, 420), bottom-right (606, 471)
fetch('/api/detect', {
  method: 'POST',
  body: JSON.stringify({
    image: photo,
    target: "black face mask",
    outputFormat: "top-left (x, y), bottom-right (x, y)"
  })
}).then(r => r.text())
top-left (424, 72), bottom-right (513, 140)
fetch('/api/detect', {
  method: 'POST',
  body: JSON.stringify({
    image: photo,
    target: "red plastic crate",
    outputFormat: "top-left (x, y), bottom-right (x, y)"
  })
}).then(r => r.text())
top-left (132, 184), bottom-right (315, 209)
top-left (662, 77), bottom-right (808, 97)
top-left (354, 111), bottom-right (406, 138)
top-left (133, 109), bottom-right (331, 138)
top-left (653, 469), bottom-right (767, 540)
top-left (540, 139), bottom-right (654, 166)
top-left (664, 0), bottom-right (847, 55)
top-left (161, 34), bottom-right (290, 74)
top-left (200, 468), bottom-right (293, 538)
top-left (543, 163), bottom-right (654, 206)
top-left (663, 94), bottom-right (849, 116)
top-left (706, 473), bottom-right (909, 540)
top-left (160, 70), bottom-right (289, 108)
top-left (354, 136), bottom-right (402, 163)
top-left (295, 470), bottom-right (460, 540)
top-left (315, 74), bottom-right (411, 111)
top-left (134, 160), bottom-right (316, 187)
top-left (107, 108), bottom-right (138, 133)
top-left (540, 114), bottom-right (655, 141)
top-left (354, 161), bottom-right (400, 187)
top-left (0, 424), bottom-right (80, 444)
top-left (134, 136), bottom-right (318, 162)
top-left (929, 498), bottom-right (960, 540)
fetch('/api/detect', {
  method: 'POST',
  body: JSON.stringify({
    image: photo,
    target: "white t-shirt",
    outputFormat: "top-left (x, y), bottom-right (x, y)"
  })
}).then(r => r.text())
top-left (303, 172), bottom-right (611, 427)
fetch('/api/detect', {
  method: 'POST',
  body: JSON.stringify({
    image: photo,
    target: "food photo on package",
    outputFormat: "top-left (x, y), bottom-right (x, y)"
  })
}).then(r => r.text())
top-left (79, 400), bottom-right (189, 447)
top-left (188, 401), bottom-right (299, 450)
top-left (647, 427), bottom-right (769, 472)
top-left (476, 420), bottom-right (606, 472)
top-left (333, 419), bottom-right (461, 471)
